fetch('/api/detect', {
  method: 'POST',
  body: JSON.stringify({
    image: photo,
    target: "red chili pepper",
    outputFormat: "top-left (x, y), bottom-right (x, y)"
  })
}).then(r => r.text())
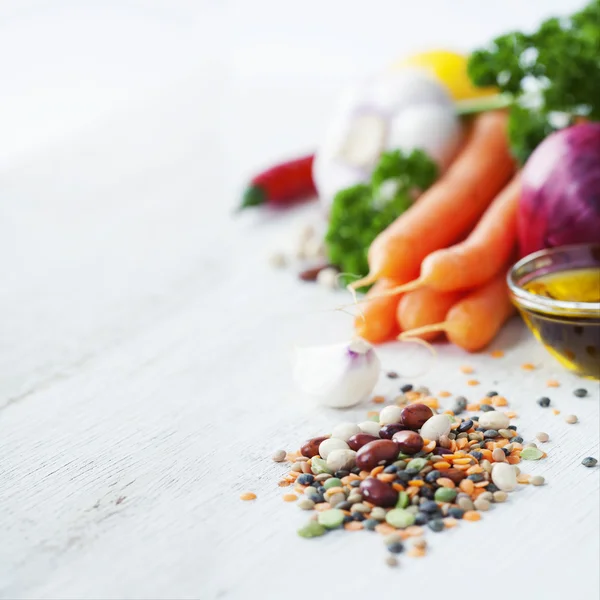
top-left (240, 154), bottom-right (317, 209)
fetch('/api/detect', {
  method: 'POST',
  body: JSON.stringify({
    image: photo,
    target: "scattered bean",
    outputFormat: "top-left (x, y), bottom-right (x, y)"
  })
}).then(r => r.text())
top-left (272, 450), bottom-right (287, 462)
top-left (356, 440), bottom-right (400, 470)
top-left (536, 432), bottom-right (549, 443)
top-left (392, 430), bottom-right (424, 455)
top-left (386, 509), bottom-right (416, 529)
top-left (318, 509), bottom-right (345, 529)
top-left (582, 457), bottom-right (598, 468)
top-left (358, 421), bottom-right (381, 437)
top-left (360, 478), bottom-right (398, 508)
top-left (319, 438), bottom-right (349, 459)
top-left (565, 414), bottom-right (578, 424)
top-left (379, 423), bottom-right (408, 440)
top-left (301, 436), bottom-right (330, 458)
top-left (478, 411), bottom-right (510, 430)
top-left (401, 403), bottom-right (434, 430)
top-left (327, 449), bottom-right (357, 472)
top-left (331, 422), bottom-right (361, 442)
top-left (419, 414), bottom-right (452, 441)
top-left (379, 405), bottom-right (405, 426)
top-left (531, 476), bottom-right (545, 486)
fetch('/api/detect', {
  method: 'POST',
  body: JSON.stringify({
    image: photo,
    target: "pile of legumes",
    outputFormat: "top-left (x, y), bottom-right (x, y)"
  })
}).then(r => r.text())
top-left (274, 388), bottom-right (550, 564)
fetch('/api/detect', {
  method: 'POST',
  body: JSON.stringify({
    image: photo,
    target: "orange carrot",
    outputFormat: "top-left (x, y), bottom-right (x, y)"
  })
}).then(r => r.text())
top-left (351, 111), bottom-right (514, 290)
top-left (399, 272), bottom-right (516, 352)
top-left (396, 288), bottom-right (464, 341)
top-left (355, 278), bottom-right (406, 343)
top-left (386, 175), bottom-right (521, 294)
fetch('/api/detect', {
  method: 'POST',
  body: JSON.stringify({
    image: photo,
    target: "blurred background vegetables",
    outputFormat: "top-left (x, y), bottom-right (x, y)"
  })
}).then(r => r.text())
top-left (467, 0), bottom-right (600, 164)
top-left (518, 122), bottom-right (600, 257)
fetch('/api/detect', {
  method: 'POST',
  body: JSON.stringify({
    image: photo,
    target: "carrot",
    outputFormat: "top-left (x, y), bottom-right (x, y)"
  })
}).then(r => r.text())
top-left (386, 175), bottom-right (521, 294)
top-left (396, 288), bottom-right (464, 341)
top-left (350, 111), bottom-right (514, 290)
top-left (354, 278), bottom-right (405, 343)
top-left (398, 272), bottom-right (516, 352)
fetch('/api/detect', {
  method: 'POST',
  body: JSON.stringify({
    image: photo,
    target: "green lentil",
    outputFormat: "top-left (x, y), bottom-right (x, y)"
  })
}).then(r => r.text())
top-left (317, 509), bottom-right (346, 529)
top-left (396, 491), bottom-right (410, 509)
top-left (386, 509), bottom-right (416, 529)
top-left (582, 457), bottom-right (598, 468)
top-left (298, 521), bottom-right (327, 538)
top-left (434, 487), bottom-right (458, 502)
top-left (323, 477), bottom-right (343, 490)
top-left (311, 457), bottom-right (333, 475)
top-left (406, 458), bottom-right (428, 471)
top-left (520, 447), bottom-right (544, 461)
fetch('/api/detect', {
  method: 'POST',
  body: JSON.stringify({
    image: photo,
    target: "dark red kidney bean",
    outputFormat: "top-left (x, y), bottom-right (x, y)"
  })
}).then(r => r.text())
top-left (440, 469), bottom-right (466, 484)
top-left (392, 430), bottom-right (423, 455)
top-left (359, 477), bottom-right (398, 507)
top-left (356, 440), bottom-right (399, 470)
top-left (347, 433), bottom-right (379, 451)
top-left (300, 436), bottom-right (329, 458)
top-left (400, 403), bottom-right (434, 430)
top-left (379, 423), bottom-right (408, 440)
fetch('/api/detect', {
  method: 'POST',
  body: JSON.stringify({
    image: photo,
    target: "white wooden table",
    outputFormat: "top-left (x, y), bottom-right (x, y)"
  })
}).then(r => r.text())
top-left (1, 1), bottom-right (598, 598)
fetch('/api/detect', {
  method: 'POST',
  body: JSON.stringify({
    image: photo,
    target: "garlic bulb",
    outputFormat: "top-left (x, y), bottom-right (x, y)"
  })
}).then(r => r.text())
top-left (292, 338), bottom-right (381, 408)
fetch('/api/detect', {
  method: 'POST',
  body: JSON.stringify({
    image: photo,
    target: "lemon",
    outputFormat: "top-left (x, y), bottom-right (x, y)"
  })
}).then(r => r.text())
top-left (394, 50), bottom-right (497, 101)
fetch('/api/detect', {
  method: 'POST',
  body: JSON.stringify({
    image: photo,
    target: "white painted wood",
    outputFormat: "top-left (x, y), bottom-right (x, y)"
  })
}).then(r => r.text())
top-left (1, 1), bottom-right (598, 598)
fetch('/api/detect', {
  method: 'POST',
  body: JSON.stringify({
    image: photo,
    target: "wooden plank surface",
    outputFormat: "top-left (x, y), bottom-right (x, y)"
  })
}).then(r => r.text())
top-left (1, 2), bottom-right (598, 598)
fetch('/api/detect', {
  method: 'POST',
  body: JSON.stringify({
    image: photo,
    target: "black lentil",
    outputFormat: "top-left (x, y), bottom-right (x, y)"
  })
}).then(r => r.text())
top-left (582, 457), bottom-right (598, 467)
top-left (335, 470), bottom-right (350, 479)
top-left (297, 474), bottom-right (315, 485)
top-left (420, 486), bottom-right (435, 500)
top-left (403, 468), bottom-right (420, 477)
top-left (448, 507), bottom-right (465, 519)
top-left (383, 465), bottom-right (398, 474)
top-left (513, 436), bottom-right (524, 444)
top-left (342, 515), bottom-right (353, 524)
top-left (486, 483), bottom-right (499, 493)
top-left (415, 512), bottom-right (429, 525)
top-left (387, 541), bottom-right (405, 554)
top-left (420, 500), bottom-right (439, 514)
top-left (458, 419), bottom-right (473, 433)
top-left (574, 388), bottom-right (588, 398)
top-left (537, 397), bottom-right (551, 407)
top-left (400, 384), bottom-right (414, 393)
top-left (337, 501), bottom-right (352, 511)
top-left (508, 425), bottom-right (518, 431)
top-left (469, 451), bottom-right (483, 460)
top-left (350, 480), bottom-right (361, 487)
top-left (480, 404), bottom-right (496, 412)
top-left (387, 371), bottom-right (399, 379)
top-left (486, 391), bottom-right (499, 397)
top-left (428, 519), bottom-right (445, 532)
top-left (353, 513), bottom-right (366, 522)
top-left (468, 473), bottom-right (485, 482)
top-left (351, 467), bottom-right (362, 475)
top-left (363, 518), bottom-right (379, 530)
top-left (425, 470), bottom-right (441, 483)
top-left (471, 416), bottom-right (480, 421)
top-left (397, 471), bottom-right (414, 483)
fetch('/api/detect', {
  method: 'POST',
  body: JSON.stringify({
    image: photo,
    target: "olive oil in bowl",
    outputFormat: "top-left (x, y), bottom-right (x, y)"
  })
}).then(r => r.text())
top-left (508, 245), bottom-right (600, 380)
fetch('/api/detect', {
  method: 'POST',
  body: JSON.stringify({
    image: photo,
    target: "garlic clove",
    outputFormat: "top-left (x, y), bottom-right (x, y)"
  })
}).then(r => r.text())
top-left (293, 339), bottom-right (381, 408)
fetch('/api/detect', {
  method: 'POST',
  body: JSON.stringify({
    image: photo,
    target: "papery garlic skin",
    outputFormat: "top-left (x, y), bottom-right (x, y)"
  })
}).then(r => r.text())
top-left (293, 338), bottom-right (381, 408)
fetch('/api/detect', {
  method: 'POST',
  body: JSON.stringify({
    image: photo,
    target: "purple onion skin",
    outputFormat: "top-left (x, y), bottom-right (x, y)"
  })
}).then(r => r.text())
top-left (519, 123), bottom-right (600, 258)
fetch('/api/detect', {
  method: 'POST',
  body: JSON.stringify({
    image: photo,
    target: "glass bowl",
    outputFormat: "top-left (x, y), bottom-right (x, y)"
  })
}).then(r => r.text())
top-left (508, 243), bottom-right (600, 380)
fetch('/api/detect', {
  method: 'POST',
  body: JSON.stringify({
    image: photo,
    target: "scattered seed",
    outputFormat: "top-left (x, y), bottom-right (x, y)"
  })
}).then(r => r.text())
top-left (537, 397), bottom-right (551, 407)
top-left (573, 388), bottom-right (588, 398)
top-left (531, 475), bottom-right (545, 486)
top-left (473, 498), bottom-right (490, 511)
top-left (240, 492), bottom-right (257, 501)
top-left (536, 432), bottom-right (549, 443)
top-left (490, 350), bottom-right (505, 358)
top-left (460, 366), bottom-right (474, 374)
top-left (386, 509), bottom-right (416, 529)
top-left (318, 509), bottom-right (346, 529)
top-left (297, 497), bottom-right (315, 510)
top-left (372, 395), bottom-right (385, 404)
top-left (400, 384), bottom-right (414, 393)
top-left (492, 448), bottom-right (506, 462)
top-left (521, 363), bottom-right (536, 371)
top-left (480, 404), bottom-right (495, 412)
top-left (272, 450), bottom-right (287, 462)
top-left (520, 447), bottom-right (544, 461)
top-left (297, 521), bottom-right (326, 538)
top-left (547, 379), bottom-right (560, 388)
top-left (565, 414), bottom-right (578, 424)
top-left (493, 491), bottom-right (508, 503)
top-left (385, 555), bottom-right (399, 567)
top-left (582, 457), bottom-right (598, 468)
top-left (283, 494), bottom-right (298, 502)
top-left (387, 371), bottom-right (399, 379)
top-left (467, 379), bottom-right (480, 386)
top-left (463, 511), bottom-right (481, 521)
top-left (552, 409), bottom-right (561, 415)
